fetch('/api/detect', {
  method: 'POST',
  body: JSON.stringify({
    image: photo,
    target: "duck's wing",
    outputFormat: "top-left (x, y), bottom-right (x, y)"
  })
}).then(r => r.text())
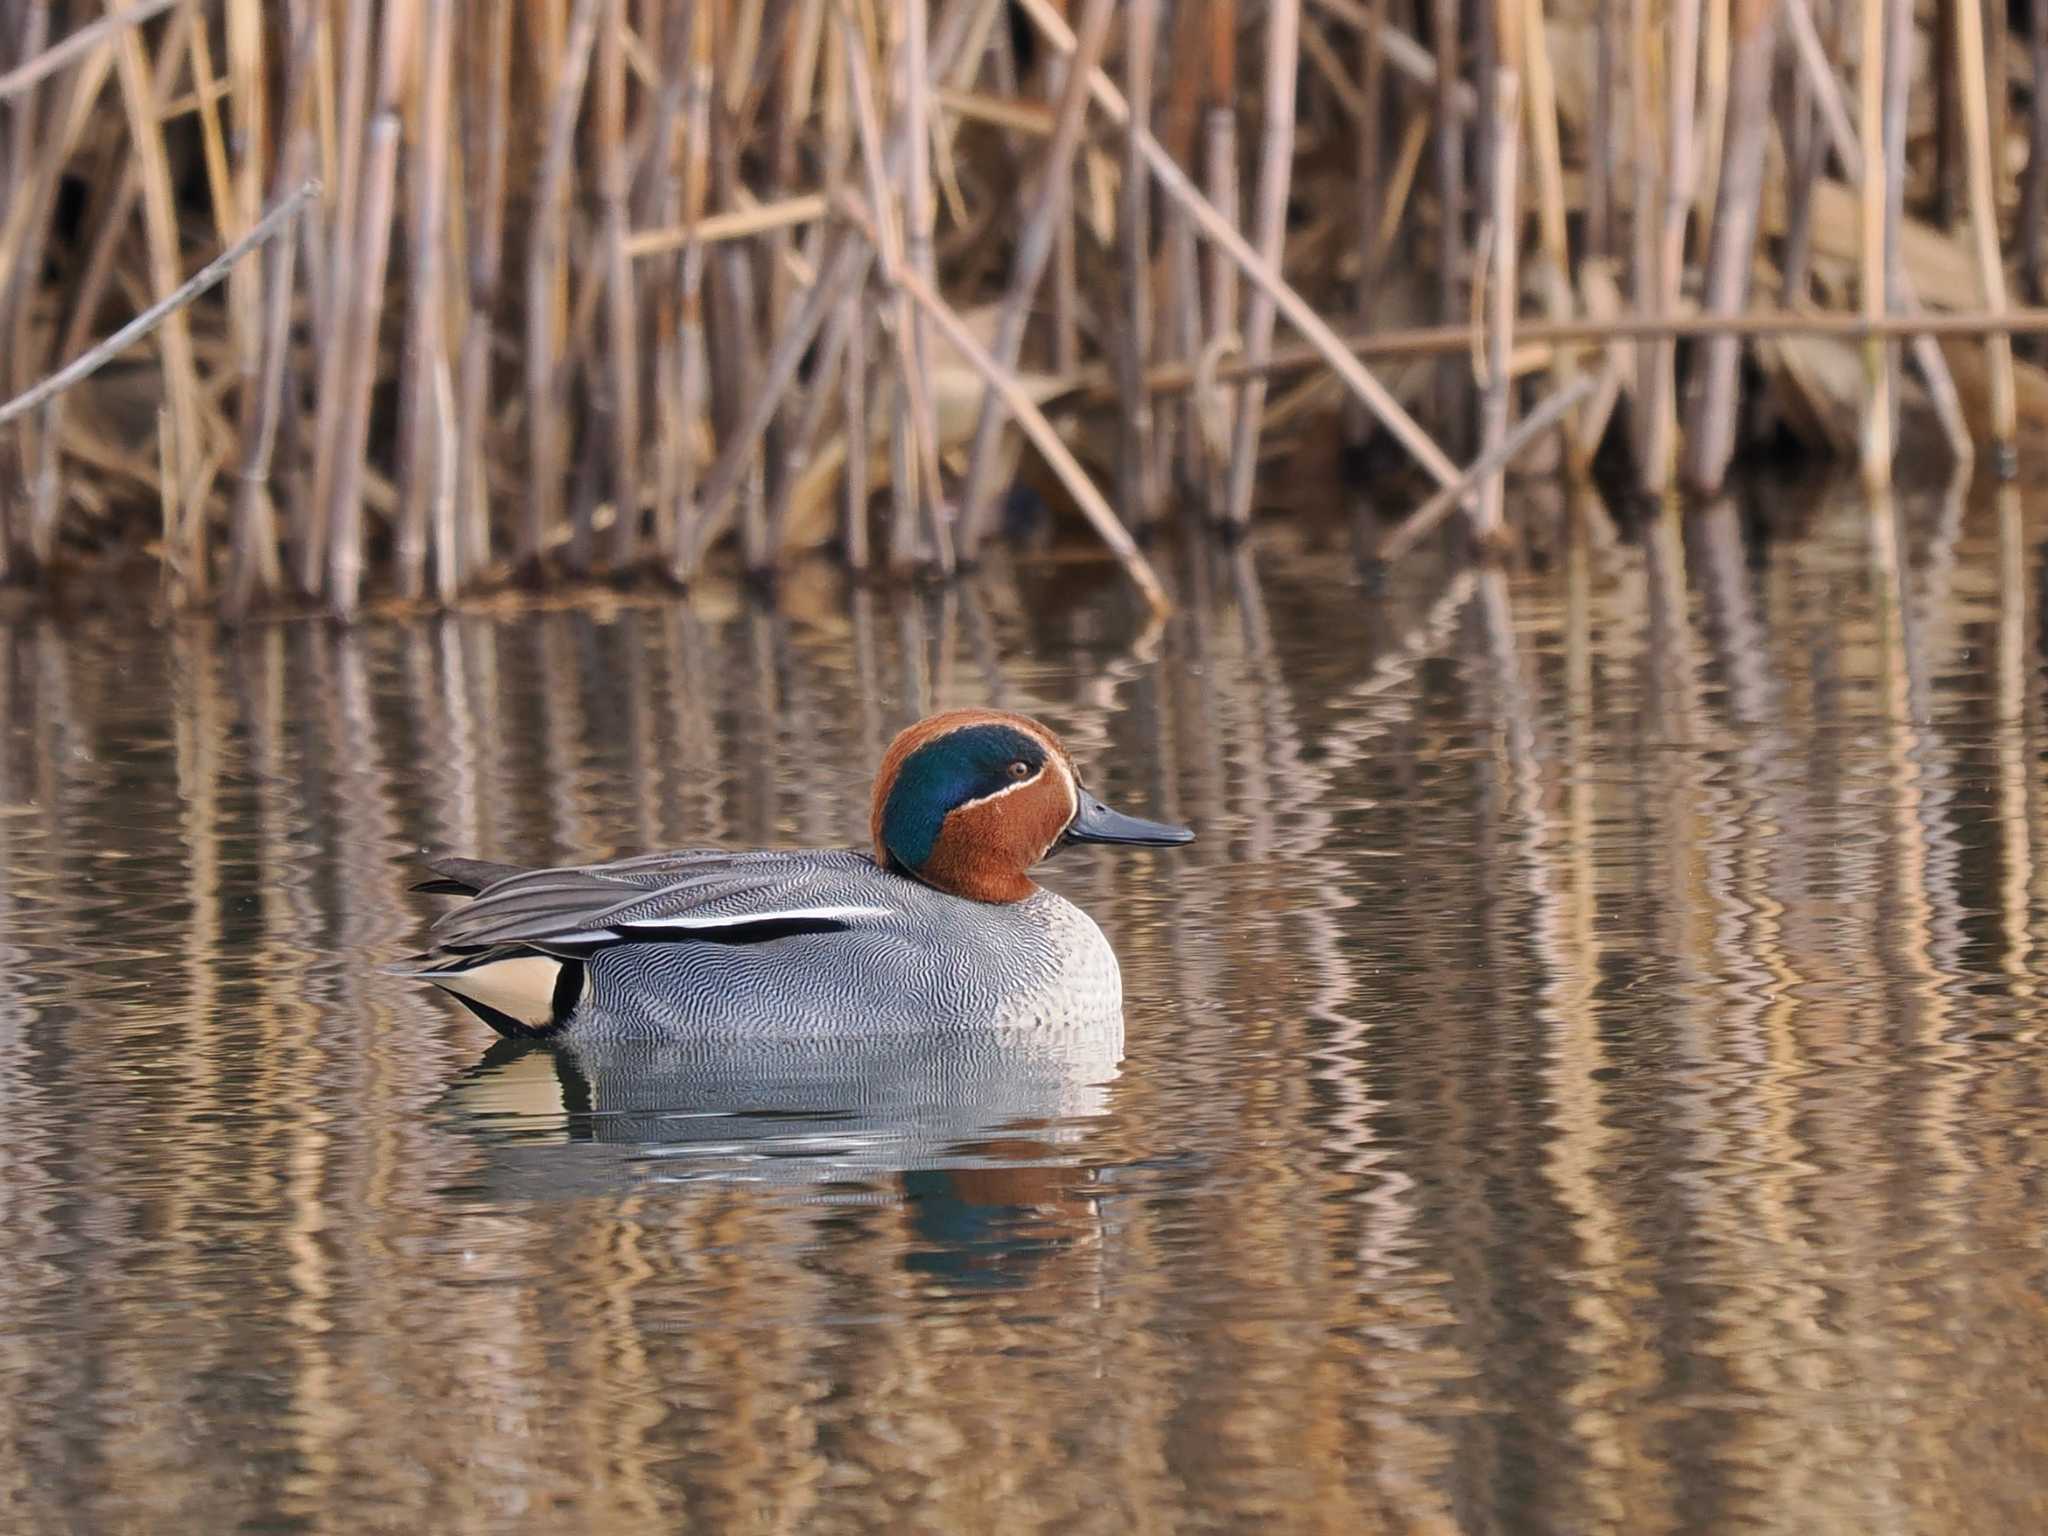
top-left (417, 847), bottom-right (900, 957)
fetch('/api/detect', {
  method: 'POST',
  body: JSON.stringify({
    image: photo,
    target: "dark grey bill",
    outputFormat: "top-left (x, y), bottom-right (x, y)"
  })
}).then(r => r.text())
top-left (1061, 787), bottom-right (1195, 848)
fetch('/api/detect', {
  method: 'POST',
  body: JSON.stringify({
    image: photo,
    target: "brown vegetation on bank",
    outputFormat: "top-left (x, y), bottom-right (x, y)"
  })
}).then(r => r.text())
top-left (2, 0), bottom-right (2048, 617)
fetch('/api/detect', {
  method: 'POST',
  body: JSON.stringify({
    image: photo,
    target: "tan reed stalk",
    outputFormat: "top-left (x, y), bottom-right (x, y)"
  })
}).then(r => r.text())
top-left (1155, 0), bottom-right (1208, 497)
top-left (456, 0), bottom-right (513, 580)
top-left (107, 4), bottom-right (209, 597)
top-left (396, 0), bottom-right (455, 600)
top-left (1517, 0), bottom-right (1575, 340)
top-left (304, 0), bottom-right (374, 596)
top-left (1378, 373), bottom-right (1599, 564)
top-left (1221, 0), bottom-right (1301, 530)
top-left (1956, 0), bottom-right (2019, 467)
top-left (2023, 0), bottom-right (2048, 300)
top-left (0, 0), bottom-right (181, 100)
top-left (1202, 0), bottom-right (1240, 511)
top-left (1879, 0), bottom-right (1912, 452)
top-left (327, 0), bottom-right (417, 616)
top-left (705, 80), bottom-right (769, 575)
top-left (597, 0), bottom-right (642, 569)
top-left (667, 6), bottom-right (712, 581)
top-left (1857, 0), bottom-right (1892, 489)
top-left (1118, 0), bottom-right (1162, 529)
top-left (524, 0), bottom-right (603, 574)
top-left (834, 0), bottom-right (943, 573)
top-left (1641, 0), bottom-right (1702, 495)
top-left (1778, 0), bottom-right (1828, 299)
top-left (1475, 66), bottom-right (1520, 543)
top-left (954, 0), bottom-right (1114, 558)
top-left (1431, 0), bottom-right (1466, 443)
top-left (227, 2), bottom-right (315, 616)
top-left (687, 235), bottom-right (873, 565)
top-left (644, 0), bottom-right (691, 568)
top-left (842, 290), bottom-right (871, 567)
top-left (1695, 0), bottom-right (1731, 253)
top-left (839, 191), bottom-right (1170, 615)
top-left (1015, 0), bottom-right (1463, 491)
top-left (1589, 0), bottom-right (1615, 258)
top-left (899, 0), bottom-right (950, 572)
top-left (1353, 0), bottom-right (1387, 326)
top-left (1781, 0), bottom-right (1971, 461)
top-left (1682, 0), bottom-right (1780, 494)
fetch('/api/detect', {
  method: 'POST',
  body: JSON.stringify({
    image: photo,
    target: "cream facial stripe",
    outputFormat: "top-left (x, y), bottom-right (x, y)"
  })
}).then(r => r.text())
top-left (953, 763), bottom-right (1047, 813)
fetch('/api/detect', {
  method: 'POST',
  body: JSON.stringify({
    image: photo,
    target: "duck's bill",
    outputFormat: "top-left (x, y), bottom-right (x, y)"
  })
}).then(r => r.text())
top-left (1062, 788), bottom-right (1195, 848)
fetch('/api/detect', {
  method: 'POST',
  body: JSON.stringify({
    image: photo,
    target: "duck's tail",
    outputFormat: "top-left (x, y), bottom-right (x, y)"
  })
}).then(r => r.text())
top-left (386, 854), bottom-right (580, 1038)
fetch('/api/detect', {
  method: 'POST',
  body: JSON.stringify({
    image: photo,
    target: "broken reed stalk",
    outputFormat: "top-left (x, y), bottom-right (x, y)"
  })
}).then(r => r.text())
top-left (0, 179), bottom-right (320, 431)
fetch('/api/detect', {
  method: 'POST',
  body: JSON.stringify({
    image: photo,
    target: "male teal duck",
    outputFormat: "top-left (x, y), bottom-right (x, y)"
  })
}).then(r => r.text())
top-left (395, 708), bottom-right (1193, 1041)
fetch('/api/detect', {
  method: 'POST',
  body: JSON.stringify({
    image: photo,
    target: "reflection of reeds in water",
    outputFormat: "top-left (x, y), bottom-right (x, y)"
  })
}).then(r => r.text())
top-left (15, 495), bottom-right (2048, 1525)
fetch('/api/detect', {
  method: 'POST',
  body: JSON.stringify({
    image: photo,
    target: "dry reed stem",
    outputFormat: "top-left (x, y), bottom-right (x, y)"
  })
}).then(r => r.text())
top-left (1781, 0), bottom-right (1972, 461)
top-left (107, 7), bottom-right (209, 593)
top-left (326, 0), bottom-right (416, 616)
top-left (1118, 0), bottom-right (1162, 529)
top-left (397, 0), bottom-right (455, 601)
top-left (1, 176), bottom-right (320, 427)
top-left (303, 0), bottom-right (374, 596)
top-left (1476, 68), bottom-right (1521, 541)
top-left (597, 0), bottom-right (641, 569)
top-left (839, 192), bottom-right (1170, 615)
top-left (1518, 0), bottom-right (1585, 467)
top-left (456, 0), bottom-right (513, 580)
top-left (0, 0), bottom-right (178, 101)
top-left (1955, 0), bottom-right (2019, 466)
top-left (954, 0), bottom-right (1113, 558)
top-left (1015, 0), bottom-right (1463, 491)
top-left (1683, 0), bottom-right (1781, 493)
top-left (524, 0), bottom-right (603, 574)
top-left (1642, 0), bottom-right (1703, 494)
top-left (1378, 372), bottom-right (1601, 565)
top-left (1430, 0), bottom-right (1466, 443)
top-left (1221, 0), bottom-right (1302, 530)
top-left (1859, 0), bottom-right (1893, 488)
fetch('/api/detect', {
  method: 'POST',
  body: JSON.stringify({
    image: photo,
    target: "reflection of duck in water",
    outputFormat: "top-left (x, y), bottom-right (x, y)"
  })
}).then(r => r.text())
top-left (391, 709), bottom-right (1192, 1041)
top-left (438, 1022), bottom-right (1123, 1287)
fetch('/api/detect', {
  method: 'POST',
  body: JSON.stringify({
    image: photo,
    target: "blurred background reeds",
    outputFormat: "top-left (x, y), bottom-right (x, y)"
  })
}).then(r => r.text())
top-left (5, 0), bottom-right (2048, 617)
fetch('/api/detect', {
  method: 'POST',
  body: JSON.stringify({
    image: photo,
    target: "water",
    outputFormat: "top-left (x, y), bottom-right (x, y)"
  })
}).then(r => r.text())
top-left (5, 478), bottom-right (2048, 1533)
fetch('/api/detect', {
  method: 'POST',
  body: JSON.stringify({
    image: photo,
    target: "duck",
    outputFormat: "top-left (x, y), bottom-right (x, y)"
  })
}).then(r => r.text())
top-left (393, 707), bottom-right (1193, 1041)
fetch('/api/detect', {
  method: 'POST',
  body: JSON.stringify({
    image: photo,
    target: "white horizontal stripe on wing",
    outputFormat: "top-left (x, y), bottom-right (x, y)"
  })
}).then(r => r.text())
top-left (614, 905), bottom-right (894, 933)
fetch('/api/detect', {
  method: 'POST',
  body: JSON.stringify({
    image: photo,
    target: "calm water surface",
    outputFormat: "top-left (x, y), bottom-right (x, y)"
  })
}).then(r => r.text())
top-left (6, 481), bottom-right (2048, 1533)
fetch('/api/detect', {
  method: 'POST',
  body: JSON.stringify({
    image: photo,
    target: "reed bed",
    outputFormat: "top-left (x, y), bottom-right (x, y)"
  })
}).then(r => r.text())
top-left (4, 0), bottom-right (2048, 617)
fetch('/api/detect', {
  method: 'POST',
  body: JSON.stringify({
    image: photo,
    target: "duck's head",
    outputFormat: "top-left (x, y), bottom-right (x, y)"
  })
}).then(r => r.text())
top-left (870, 708), bottom-right (1194, 904)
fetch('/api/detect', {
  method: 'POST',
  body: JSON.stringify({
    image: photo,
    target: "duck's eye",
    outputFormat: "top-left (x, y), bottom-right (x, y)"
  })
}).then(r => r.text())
top-left (1007, 759), bottom-right (1033, 781)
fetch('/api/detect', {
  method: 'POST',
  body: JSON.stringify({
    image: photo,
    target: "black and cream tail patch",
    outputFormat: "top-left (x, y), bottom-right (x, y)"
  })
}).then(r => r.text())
top-left (417, 952), bottom-right (585, 1039)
